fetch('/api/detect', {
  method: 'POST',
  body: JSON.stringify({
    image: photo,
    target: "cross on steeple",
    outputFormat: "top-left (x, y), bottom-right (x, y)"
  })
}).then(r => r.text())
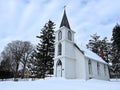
top-left (64, 5), bottom-right (66, 10)
top-left (60, 6), bottom-right (71, 29)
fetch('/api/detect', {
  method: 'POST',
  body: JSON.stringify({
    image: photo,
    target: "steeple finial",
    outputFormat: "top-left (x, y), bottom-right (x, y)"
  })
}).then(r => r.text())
top-left (64, 5), bottom-right (66, 10)
top-left (60, 6), bottom-right (71, 29)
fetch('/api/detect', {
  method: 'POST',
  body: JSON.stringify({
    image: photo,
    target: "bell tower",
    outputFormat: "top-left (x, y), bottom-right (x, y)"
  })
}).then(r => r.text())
top-left (54, 8), bottom-right (76, 79)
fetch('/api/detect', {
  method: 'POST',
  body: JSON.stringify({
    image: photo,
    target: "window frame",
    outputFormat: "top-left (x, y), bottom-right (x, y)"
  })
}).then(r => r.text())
top-left (88, 59), bottom-right (92, 75)
top-left (58, 43), bottom-right (62, 56)
top-left (58, 31), bottom-right (62, 41)
top-left (97, 62), bottom-right (100, 76)
top-left (57, 59), bottom-right (62, 66)
top-left (68, 31), bottom-right (72, 40)
top-left (104, 65), bottom-right (107, 76)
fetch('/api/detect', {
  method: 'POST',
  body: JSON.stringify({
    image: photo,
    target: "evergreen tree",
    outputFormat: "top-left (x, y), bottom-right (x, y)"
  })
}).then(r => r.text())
top-left (86, 33), bottom-right (101, 55)
top-left (111, 24), bottom-right (120, 77)
top-left (0, 60), bottom-right (14, 79)
top-left (87, 34), bottom-right (112, 63)
top-left (31, 20), bottom-right (55, 78)
top-left (28, 50), bottom-right (41, 78)
top-left (101, 37), bottom-right (112, 63)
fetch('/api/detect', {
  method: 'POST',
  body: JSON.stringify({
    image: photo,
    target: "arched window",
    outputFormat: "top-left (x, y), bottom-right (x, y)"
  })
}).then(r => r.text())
top-left (57, 60), bottom-right (62, 66)
top-left (97, 62), bottom-right (100, 76)
top-left (68, 31), bottom-right (72, 40)
top-left (58, 31), bottom-right (62, 40)
top-left (88, 60), bottom-right (92, 75)
top-left (58, 43), bottom-right (62, 55)
top-left (104, 65), bottom-right (106, 76)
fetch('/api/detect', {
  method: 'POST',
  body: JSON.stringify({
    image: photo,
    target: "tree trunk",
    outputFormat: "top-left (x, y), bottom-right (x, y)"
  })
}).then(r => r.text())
top-left (21, 62), bottom-right (27, 79)
top-left (14, 63), bottom-right (19, 81)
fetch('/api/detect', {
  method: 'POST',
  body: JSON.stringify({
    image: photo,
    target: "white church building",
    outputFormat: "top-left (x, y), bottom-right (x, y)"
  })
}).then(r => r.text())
top-left (54, 9), bottom-right (110, 80)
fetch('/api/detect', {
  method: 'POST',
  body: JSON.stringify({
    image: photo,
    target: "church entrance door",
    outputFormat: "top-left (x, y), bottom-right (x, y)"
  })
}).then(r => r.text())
top-left (56, 60), bottom-right (62, 77)
top-left (57, 66), bottom-right (62, 77)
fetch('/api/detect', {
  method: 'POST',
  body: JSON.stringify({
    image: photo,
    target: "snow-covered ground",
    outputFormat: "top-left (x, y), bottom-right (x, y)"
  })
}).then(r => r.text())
top-left (0, 78), bottom-right (120, 90)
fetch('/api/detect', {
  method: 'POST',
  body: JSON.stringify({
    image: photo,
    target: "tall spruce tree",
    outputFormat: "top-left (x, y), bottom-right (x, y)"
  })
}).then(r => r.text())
top-left (87, 34), bottom-right (112, 63)
top-left (31, 20), bottom-right (55, 78)
top-left (86, 33), bottom-right (101, 55)
top-left (101, 37), bottom-right (112, 63)
top-left (111, 24), bottom-right (120, 76)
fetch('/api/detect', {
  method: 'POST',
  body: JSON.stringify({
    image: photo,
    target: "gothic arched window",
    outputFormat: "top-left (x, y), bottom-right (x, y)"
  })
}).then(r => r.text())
top-left (88, 60), bottom-right (92, 75)
top-left (58, 31), bottom-right (62, 40)
top-left (58, 43), bottom-right (62, 55)
top-left (68, 31), bottom-right (72, 40)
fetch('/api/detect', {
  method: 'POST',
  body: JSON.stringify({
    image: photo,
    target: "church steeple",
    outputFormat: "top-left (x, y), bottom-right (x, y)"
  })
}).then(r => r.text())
top-left (60, 8), bottom-right (71, 29)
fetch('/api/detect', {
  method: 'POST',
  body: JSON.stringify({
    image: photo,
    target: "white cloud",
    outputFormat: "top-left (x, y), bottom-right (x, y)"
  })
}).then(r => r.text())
top-left (0, 0), bottom-right (120, 52)
top-left (17, 2), bottom-right (35, 32)
top-left (69, 0), bottom-right (120, 45)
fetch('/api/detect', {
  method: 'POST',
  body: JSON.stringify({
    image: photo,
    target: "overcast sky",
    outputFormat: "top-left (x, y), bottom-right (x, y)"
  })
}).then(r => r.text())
top-left (0, 0), bottom-right (120, 53)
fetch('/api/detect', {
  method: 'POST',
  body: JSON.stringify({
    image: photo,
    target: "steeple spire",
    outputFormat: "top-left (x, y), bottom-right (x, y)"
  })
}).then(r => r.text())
top-left (60, 6), bottom-right (71, 29)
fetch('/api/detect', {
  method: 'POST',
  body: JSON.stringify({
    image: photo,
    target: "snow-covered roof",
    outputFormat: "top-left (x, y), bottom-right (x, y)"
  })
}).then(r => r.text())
top-left (74, 44), bottom-right (107, 64)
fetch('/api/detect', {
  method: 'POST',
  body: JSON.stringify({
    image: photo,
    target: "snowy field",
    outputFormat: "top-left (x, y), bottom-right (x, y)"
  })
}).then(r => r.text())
top-left (0, 78), bottom-right (120, 90)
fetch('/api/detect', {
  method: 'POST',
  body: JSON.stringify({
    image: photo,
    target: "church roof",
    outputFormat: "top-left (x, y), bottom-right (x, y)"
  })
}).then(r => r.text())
top-left (60, 9), bottom-right (71, 29)
top-left (74, 44), bottom-right (107, 64)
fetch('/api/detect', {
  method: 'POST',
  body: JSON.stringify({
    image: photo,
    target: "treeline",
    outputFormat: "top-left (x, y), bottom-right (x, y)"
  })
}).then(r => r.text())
top-left (86, 24), bottom-right (120, 78)
top-left (0, 20), bottom-right (55, 80)
top-left (0, 20), bottom-right (120, 80)
top-left (0, 70), bottom-right (14, 80)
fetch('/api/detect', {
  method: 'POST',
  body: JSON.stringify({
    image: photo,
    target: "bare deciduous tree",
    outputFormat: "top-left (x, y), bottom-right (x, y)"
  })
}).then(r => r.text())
top-left (20, 41), bottom-right (34, 78)
top-left (1, 40), bottom-right (34, 80)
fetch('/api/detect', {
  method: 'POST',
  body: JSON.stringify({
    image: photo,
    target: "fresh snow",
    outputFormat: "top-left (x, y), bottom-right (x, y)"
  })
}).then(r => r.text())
top-left (80, 46), bottom-right (107, 64)
top-left (0, 78), bottom-right (120, 90)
